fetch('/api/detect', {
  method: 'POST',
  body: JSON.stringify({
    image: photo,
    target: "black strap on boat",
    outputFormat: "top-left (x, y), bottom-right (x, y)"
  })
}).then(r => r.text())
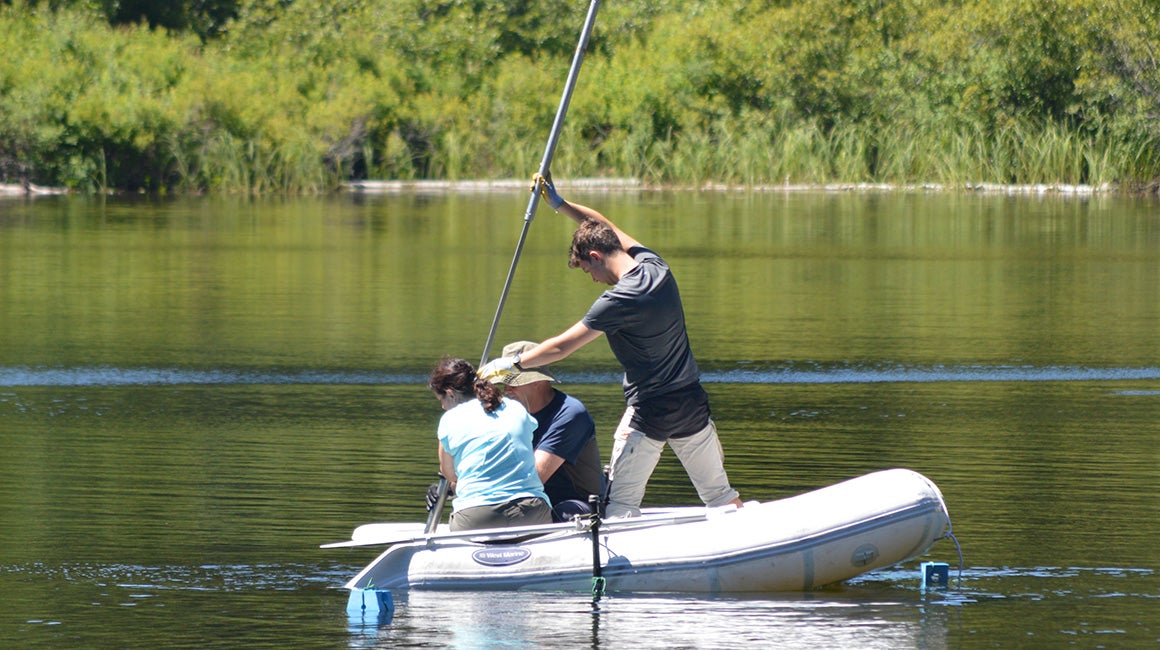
top-left (597, 464), bottom-right (611, 518)
top-left (589, 494), bottom-right (606, 607)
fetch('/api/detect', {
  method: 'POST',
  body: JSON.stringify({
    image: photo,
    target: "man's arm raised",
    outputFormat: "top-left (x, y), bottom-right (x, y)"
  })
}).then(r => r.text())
top-left (535, 173), bottom-right (641, 251)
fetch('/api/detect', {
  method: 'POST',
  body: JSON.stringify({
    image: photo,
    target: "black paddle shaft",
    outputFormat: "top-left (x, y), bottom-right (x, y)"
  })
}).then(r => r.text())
top-left (590, 495), bottom-right (605, 604)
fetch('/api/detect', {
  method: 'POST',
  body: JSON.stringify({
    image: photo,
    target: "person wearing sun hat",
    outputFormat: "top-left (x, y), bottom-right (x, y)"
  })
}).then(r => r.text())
top-left (493, 341), bottom-right (603, 520)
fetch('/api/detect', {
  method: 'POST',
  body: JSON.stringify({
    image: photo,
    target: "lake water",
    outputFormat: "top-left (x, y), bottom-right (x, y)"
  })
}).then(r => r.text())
top-left (1, 190), bottom-right (1158, 648)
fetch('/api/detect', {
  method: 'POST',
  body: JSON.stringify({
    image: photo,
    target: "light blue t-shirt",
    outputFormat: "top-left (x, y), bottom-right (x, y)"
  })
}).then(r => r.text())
top-left (437, 397), bottom-right (549, 511)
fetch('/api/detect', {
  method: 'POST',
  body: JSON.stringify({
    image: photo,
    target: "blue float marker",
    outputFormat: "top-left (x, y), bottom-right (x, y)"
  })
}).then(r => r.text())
top-left (346, 588), bottom-right (393, 617)
top-left (919, 561), bottom-right (950, 592)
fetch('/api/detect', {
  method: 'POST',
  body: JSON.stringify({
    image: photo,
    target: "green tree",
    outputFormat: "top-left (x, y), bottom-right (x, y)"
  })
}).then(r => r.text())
top-left (3, 0), bottom-right (240, 38)
top-left (2, 0), bottom-right (1158, 191)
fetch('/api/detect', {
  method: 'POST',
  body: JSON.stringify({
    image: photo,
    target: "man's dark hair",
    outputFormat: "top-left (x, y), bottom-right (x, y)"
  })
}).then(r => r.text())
top-left (569, 219), bottom-right (621, 268)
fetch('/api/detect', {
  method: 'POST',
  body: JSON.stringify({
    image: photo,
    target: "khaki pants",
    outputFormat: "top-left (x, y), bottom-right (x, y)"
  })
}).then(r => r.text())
top-left (605, 407), bottom-right (739, 518)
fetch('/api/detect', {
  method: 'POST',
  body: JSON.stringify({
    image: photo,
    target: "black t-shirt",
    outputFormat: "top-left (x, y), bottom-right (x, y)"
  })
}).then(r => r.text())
top-left (582, 246), bottom-right (709, 440)
top-left (630, 382), bottom-right (711, 441)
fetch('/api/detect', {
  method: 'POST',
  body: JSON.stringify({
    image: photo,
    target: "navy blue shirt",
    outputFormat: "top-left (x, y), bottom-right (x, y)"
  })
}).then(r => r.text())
top-left (531, 390), bottom-right (603, 504)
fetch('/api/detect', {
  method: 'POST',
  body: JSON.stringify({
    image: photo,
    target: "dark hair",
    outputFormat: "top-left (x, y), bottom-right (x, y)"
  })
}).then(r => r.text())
top-left (569, 219), bottom-right (622, 268)
top-left (428, 357), bottom-right (502, 413)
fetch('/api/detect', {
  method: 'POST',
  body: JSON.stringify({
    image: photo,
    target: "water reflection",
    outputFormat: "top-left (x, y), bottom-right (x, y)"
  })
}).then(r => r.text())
top-left (0, 366), bottom-right (402, 387)
top-left (3, 193), bottom-right (1159, 647)
top-left (348, 589), bottom-right (955, 650)
top-left (6, 363), bottom-right (1160, 387)
top-left (4, 559), bottom-right (1154, 648)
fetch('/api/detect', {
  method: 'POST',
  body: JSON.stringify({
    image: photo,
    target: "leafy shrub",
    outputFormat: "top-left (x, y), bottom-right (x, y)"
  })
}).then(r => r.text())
top-left (1, 0), bottom-right (1157, 192)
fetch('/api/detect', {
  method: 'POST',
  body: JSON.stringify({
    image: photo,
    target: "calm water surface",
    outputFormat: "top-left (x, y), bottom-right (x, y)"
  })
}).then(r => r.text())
top-left (1, 191), bottom-right (1158, 648)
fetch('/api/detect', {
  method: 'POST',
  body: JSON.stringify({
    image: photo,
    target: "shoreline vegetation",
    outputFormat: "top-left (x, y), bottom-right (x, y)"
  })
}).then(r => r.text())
top-left (2, 178), bottom-right (1121, 198)
top-left (343, 179), bottom-right (1120, 196)
top-left (2, 1), bottom-right (1158, 195)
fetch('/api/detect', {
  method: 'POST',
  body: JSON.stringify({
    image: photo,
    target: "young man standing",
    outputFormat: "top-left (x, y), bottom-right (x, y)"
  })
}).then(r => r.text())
top-left (481, 175), bottom-right (742, 517)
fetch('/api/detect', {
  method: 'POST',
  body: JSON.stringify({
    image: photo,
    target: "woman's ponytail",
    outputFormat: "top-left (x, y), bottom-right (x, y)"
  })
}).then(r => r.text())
top-left (429, 356), bottom-right (503, 413)
top-left (473, 376), bottom-right (502, 413)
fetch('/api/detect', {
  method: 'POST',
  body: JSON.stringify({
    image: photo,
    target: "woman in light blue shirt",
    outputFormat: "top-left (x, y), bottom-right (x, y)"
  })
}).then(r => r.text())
top-left (428, 357), bottom-right (552, 531)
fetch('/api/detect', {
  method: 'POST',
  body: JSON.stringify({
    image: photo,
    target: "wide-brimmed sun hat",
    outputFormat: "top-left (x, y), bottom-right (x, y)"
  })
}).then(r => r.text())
top-left (496, 340), bottom-right (557, 386)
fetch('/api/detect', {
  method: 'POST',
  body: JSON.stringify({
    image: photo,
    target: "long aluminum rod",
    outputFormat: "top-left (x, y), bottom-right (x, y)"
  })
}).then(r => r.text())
top-left (479, 0), bottom-right (602, 367)
top-left (426, 0), bottom-right (603, 535)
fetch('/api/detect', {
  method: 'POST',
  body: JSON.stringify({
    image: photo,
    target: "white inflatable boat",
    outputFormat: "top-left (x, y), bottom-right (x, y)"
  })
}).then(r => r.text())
top-left (324, 468), bottom-right (952, 593)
